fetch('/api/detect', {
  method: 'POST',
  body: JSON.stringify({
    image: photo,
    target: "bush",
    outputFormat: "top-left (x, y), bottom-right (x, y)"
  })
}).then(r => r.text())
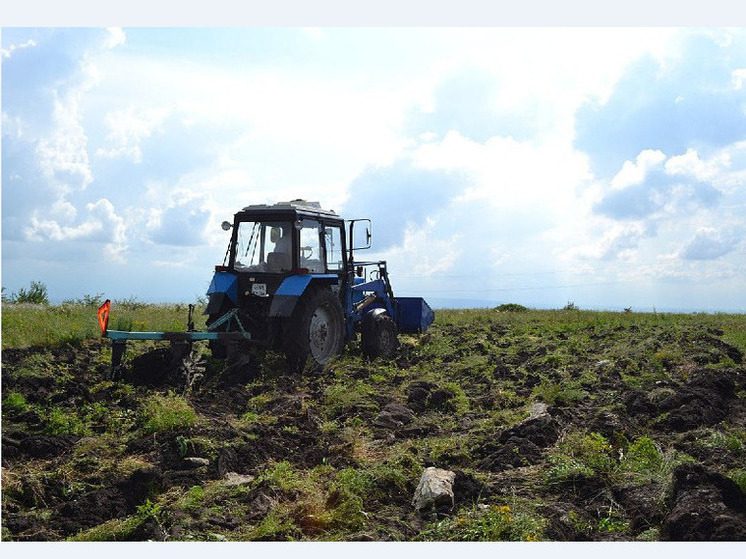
top-left (141, 393), bottom-right (197, 434)
top-left (9, 281), bottom-right (49, 304)
top-left (62, 293), bottom-right (105, 306)
top-left (495, 303), bottom-right (528, 312)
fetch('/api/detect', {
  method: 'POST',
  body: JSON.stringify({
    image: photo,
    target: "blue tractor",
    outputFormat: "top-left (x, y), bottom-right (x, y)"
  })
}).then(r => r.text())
top-left (99, 199), bottom-right (434, 374)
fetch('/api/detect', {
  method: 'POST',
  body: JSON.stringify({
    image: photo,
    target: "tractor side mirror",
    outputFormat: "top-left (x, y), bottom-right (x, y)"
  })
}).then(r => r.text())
top-left (221, 221), bottom-right (232, 231)
top-left (348, 219), bottom-right (372, 250)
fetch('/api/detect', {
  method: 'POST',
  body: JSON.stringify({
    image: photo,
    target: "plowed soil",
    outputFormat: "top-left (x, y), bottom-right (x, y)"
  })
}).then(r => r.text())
top-left (2, 310), bottom-right (745, 541)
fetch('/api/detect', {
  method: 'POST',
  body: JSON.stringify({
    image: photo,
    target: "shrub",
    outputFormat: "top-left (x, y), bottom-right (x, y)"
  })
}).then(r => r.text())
top-left (141, 393), bottom-right (197, 434)
top-left (495, 303), bottom-right (528, 312)
top-left (10, 281), bottom-right (49, 304)
top-left (62, 293), bottom-right (105, 306)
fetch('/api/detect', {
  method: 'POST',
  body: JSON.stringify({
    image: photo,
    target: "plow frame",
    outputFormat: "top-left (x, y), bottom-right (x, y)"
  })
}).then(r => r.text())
top-left (97, 300), bottom-right (259, 377)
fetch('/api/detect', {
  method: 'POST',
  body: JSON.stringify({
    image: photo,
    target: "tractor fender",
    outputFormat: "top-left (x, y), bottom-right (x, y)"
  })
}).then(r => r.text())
top-left (205, 271), bottom-right (238, 315)
top-left (269, 274), bottom-right (339, 318)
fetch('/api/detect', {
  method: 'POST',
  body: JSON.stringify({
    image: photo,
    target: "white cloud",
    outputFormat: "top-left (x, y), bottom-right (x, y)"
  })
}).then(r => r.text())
top-left (104, 28), bottom-right (126, 49)
top-left (24, 198), bottom-right (128, 261)
top-left (385, 222), bottom-right (461, 277)
top-left (610, 149), bottom-right (666, 190)
top-left (664, 148), bottom-right (728, 182)
top-left (96, 106), bottom-right (170, 162)
top-left (35, 59), bottom-right (100, 193)
top-left (1, 39), bottom-right (37, 59)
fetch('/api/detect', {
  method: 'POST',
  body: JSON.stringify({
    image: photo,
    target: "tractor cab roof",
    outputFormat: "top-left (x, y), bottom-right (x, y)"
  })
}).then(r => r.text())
top-left (237, 199), bottom-right (342, 222)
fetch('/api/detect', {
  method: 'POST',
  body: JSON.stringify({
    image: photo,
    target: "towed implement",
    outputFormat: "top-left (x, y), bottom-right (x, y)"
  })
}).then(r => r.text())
top-left (98, 199), bottom-right (434, 379)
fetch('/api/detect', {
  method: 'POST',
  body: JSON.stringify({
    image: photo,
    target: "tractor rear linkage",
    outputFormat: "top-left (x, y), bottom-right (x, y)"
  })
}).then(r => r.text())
top-left (97, 300), bottom-right (257, 378)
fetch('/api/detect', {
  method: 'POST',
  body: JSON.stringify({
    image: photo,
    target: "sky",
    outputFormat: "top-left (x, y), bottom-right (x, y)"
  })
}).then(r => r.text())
top-left (2, 27), bottom-right (746, 311)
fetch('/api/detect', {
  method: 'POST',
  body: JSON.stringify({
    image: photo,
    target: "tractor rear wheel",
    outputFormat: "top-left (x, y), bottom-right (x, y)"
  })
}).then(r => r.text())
top-left (361, 312), bottom-right (399, 359)
top-left (283, 288), bottom-right (344, 372)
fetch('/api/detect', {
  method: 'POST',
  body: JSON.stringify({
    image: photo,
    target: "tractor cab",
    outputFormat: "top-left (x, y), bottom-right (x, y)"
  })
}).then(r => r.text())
top-left (227, 202), bottom-right (347, 276)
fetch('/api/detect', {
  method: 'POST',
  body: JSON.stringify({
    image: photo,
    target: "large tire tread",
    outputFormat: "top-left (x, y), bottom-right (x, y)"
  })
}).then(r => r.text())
top-left (361, 313), bottom-right (399, 359)
top-left (283, 287), bottom-right (344, 372)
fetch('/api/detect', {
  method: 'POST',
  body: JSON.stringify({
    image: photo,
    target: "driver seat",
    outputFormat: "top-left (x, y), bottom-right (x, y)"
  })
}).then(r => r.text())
top-left (267, 251), bottom-right (291, 272)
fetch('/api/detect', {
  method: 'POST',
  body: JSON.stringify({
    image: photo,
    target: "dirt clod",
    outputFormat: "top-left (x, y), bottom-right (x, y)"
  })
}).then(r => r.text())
top-left (661, 463), bottom-right (746, 541)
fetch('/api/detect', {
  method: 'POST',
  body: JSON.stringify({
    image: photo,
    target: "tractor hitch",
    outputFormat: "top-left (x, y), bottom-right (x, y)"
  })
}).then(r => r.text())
top-left (97, 300), bottom-right (256, 379)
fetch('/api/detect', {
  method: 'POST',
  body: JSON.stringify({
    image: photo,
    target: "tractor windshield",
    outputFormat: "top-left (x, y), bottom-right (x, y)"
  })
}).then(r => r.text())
top-left (234, 220), bottom-right (293, 272)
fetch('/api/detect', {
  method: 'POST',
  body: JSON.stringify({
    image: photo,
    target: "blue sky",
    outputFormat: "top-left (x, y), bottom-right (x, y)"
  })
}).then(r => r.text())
top-left (2, 27), bottom-right (746, 311)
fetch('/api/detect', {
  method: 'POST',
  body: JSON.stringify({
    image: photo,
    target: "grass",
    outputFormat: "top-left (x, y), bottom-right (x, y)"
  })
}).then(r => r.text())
top-left (418, 503), bottom-right (545, 541)
top-left (3, 391), bottom-right (29, 413)
top-left (141, 393), bottom-right (198, 434)
top-left (2, 302), bottom-right (195, 349)
top-left (547, 431), bottom-right (616, 483)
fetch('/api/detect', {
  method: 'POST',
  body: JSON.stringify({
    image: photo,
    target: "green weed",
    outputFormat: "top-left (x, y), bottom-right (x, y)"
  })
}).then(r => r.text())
top-left (3, 391), bottom-right (29, 414)
top-left (419, 503), bottom-right (545, 541)
top-left (141, 393), bottom-right (197, 434)
top-left (43, 407), bottom-right (89, 436)
top-left (323, 380), bottom-right (376, 418)
top-left (547, 431), bottom-right (615, 484)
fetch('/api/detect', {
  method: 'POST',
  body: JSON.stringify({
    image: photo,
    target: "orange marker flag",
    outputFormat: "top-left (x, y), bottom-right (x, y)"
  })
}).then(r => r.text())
top-left (97, 299), bottom-right (111, 335)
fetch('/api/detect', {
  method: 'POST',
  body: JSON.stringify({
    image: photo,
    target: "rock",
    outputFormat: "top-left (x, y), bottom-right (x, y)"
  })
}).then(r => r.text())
top-left (373, 402), bottom-right (415, 430)
top-left (412, 467), bottom-right (456, 512)
top-left (222, 472), bottom-right (255, 486)
top-left (246, 492), bottom-right (276, 521)
top-left (182, 457), bottom-right (210, 469)
top-left (660, 463), bottom-right (746, 541)
top-left (528, 402), bottom-right (549, 418)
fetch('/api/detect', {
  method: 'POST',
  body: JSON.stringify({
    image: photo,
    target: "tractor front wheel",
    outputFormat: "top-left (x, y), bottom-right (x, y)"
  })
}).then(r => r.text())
top-left (283, 288), bottom-right (344, 372)
top-left (361, 312), bottom-right (399, 359)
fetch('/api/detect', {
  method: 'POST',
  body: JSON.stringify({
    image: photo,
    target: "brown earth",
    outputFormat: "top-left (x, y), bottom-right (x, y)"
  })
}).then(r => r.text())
top-left (2, 312), bottom-right (745, 541)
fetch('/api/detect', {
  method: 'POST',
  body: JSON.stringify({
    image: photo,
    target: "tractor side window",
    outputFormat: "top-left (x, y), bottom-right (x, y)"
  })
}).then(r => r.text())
top-left (325, 226), bottom-right (344, 272)
top-left (299, 220), bottom-right (324, 273)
